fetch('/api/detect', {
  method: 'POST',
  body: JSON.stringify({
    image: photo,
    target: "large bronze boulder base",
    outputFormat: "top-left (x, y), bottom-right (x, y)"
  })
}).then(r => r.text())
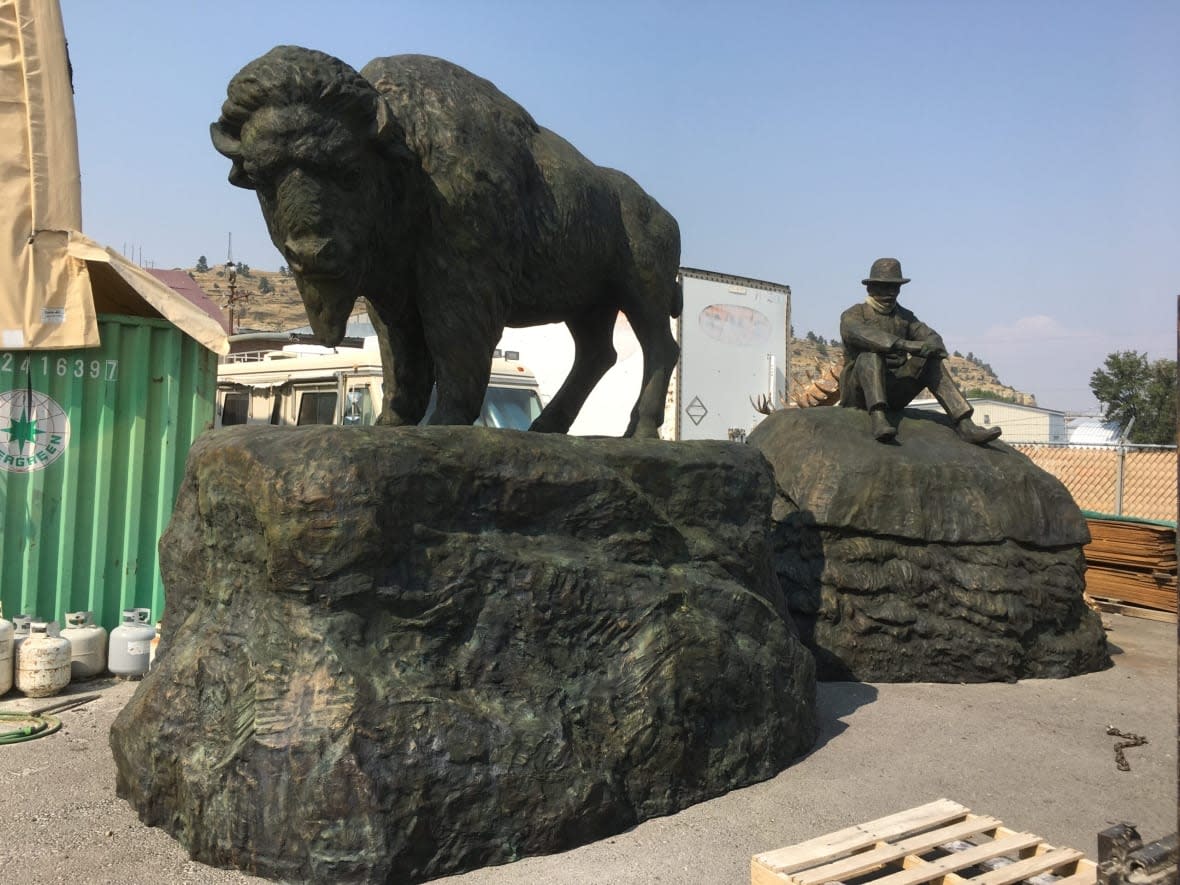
top-left (747, 407), bottom-right (1110, 683)
top-left (110, 426), bottom-right (817, 884)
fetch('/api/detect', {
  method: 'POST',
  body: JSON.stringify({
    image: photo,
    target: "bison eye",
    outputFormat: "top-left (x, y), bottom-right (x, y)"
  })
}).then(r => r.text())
top-left (242, 157), bottom-right (288, 187)
top-left (302, 158), bottom-right (360, 188)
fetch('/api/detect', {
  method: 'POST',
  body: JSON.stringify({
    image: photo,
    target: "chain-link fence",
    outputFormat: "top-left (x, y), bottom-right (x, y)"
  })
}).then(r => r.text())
top-left (1013, 444), bottom-right (1176, 524)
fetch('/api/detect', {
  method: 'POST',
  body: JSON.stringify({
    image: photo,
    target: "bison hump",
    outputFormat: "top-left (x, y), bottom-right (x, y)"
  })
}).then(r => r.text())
top-left (361, 54), bottom-right (540, 178)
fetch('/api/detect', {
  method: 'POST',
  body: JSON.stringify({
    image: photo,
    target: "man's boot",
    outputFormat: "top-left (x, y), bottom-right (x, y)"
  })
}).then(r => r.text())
top-left (870, 407), bottom-right (895, 442)
top-left (955, 415), bottom-right (1001, 445)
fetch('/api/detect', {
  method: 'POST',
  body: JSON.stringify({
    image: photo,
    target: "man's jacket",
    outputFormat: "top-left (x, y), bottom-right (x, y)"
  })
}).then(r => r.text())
top-left (839, 301), bottom-right (945, 373)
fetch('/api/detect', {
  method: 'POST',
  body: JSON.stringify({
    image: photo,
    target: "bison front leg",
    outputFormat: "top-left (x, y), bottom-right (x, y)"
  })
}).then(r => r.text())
top-left (369, 301), bottom-right (434, 425)
top-left (421, 323), bottom-right (497, 427)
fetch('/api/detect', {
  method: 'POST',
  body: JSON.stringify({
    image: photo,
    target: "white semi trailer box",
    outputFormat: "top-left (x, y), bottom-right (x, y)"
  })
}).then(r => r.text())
top-left (498, 267), bottom-right (790, 440)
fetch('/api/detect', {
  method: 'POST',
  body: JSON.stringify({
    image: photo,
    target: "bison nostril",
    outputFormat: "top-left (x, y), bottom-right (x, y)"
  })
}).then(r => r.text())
top-left (284, 237), bottom-right (338, 275)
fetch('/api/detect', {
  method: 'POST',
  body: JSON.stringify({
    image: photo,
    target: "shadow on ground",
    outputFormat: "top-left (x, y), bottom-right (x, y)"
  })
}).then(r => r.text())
top-left (807, 681), bottom-right (879, 755)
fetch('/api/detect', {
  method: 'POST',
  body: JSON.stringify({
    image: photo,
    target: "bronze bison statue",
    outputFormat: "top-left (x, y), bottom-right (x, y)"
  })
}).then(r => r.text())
top-left (211, 47), bottom-right (682, 437)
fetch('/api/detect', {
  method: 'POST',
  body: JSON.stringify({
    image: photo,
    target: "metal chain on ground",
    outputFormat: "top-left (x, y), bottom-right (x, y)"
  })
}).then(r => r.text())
top-left (1106, 726), bottom-right (1148, 771)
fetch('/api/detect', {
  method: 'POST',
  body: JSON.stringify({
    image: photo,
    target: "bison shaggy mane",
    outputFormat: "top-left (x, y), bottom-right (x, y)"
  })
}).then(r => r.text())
top-left (217, 45), bottom-right (379, 137)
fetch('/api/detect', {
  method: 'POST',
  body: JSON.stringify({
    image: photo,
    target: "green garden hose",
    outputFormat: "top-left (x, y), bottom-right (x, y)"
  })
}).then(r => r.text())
top-left (0, 694), bottom-right (99, 745)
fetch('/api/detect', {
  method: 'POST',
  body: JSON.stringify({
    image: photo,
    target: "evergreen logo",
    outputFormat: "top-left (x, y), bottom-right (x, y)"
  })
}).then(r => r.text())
top-left (0, 388), bottom-right (71, 473)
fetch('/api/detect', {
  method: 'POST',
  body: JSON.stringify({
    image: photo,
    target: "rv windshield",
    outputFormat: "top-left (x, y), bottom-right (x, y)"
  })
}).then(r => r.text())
top-left (480, 387), bottom-right (543, 430)
top-left (421, 385), bottom-right (543, 431)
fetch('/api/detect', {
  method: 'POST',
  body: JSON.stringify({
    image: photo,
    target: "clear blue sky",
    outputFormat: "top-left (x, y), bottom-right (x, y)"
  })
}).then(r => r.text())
top-left (61, 1), bottom-right (1178, 412)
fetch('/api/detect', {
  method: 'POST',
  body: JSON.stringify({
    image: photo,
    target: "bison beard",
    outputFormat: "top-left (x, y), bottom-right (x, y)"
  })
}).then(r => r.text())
top-left (212, 46), bottom-right (682, 438)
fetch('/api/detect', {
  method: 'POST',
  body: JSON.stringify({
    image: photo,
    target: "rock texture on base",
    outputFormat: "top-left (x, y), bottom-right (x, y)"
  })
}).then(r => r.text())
top-left (110, 426), bottom-right (816, 884)
top-left (747, 407), bottom-right (1110, 683)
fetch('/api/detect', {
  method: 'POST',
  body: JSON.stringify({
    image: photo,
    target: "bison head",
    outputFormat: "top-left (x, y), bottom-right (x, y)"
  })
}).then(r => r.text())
top-left (211, 46), bottom-right (417, 345)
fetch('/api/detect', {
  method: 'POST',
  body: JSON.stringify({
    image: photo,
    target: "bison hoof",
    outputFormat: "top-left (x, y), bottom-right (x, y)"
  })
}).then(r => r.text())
top-left (529, 415), bottom-right (572, 434)
top-left (625, 425), bottom-right (662, 440)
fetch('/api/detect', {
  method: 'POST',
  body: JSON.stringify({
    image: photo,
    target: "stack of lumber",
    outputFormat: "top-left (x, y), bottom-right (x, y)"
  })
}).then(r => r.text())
top-left (1084, 517), bottom-right (1177, 619)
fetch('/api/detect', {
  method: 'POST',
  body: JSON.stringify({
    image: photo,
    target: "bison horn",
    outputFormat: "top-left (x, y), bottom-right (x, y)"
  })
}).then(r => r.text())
top-left (371, 96), bottom-right (416, 165)
top-left (373, 96), bottom-right (398, 142)
top-left (209, 121), bottom-right (242, 160)
top-left (209, 122), bottom-right (255, 190)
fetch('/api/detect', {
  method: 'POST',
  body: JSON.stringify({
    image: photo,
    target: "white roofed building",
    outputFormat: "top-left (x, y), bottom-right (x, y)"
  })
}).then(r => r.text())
top-left (908, 397), bottom-right (1067, 444)
top-left (1065, 415), bottom-right (1122, 447)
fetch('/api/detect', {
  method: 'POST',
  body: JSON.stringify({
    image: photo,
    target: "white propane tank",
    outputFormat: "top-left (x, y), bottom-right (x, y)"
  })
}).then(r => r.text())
top-left (0, 609), bottom-right (13, 696)
top-left (11, 615), bottom-right (33, 658)
top-left (15, 621), bottom-right (71, 697)
top-left (61, 611), bottom-right (108, 680)
top-left (108, 610), bottom-right (156, 678)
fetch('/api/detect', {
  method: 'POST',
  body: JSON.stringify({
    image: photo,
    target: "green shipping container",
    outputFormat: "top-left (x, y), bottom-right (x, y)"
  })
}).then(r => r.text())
top-left (0, 314), bottom-right (217, 630)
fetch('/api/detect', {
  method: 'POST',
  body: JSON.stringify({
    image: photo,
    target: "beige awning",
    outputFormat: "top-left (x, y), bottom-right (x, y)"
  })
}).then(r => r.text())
top-left (0, 0), bottom-right (228, 354)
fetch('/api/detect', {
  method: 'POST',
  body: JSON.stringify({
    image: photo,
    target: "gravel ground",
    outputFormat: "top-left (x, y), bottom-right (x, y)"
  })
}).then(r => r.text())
top-left (0, 613), bottom-right (1174, 885)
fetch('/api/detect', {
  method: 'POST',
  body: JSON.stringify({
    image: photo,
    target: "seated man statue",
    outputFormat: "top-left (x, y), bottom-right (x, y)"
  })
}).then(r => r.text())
top-left (839, 258), bottom-right (1002, 445)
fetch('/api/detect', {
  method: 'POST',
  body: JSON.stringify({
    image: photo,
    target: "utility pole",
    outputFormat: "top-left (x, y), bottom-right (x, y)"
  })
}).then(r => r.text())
top-left (222, 232), bottom-right (249, 334)
top-left (1115, 414), bottom-right (1135, 516)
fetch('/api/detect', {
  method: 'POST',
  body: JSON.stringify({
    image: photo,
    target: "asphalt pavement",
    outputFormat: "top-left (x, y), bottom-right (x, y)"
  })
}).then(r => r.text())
top-left (0, 613), bottom-right (1174, 885)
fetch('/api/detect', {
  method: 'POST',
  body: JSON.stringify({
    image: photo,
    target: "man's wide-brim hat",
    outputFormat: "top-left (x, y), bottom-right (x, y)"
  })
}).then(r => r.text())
top-left (862, 257), bottom-right (910, 285)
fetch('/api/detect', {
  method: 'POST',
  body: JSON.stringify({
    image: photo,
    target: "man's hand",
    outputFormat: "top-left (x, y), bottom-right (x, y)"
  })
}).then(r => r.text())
top-left (918, 339), bottom-right (948, 359)
top-left (899, 339), bottom-right (948, 359)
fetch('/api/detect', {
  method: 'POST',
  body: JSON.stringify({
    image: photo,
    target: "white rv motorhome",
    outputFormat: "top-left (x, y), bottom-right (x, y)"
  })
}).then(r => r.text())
top-left (216, 345), bottom-right (544, 431)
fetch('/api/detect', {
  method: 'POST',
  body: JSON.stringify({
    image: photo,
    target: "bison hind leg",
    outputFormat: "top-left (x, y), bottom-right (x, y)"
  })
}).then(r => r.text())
top-left (529, 307), bottom-right (619, 434)
top-left (622, 294), bottom-right (679, 439)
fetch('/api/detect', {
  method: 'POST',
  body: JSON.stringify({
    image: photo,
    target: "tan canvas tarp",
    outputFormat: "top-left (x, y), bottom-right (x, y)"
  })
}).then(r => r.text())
top-left (0, 0), bottom-right (95, 348)
top-left (0, 0), bottom-right (227, 354)
top-left (72, 234), bottom-right (229, 353)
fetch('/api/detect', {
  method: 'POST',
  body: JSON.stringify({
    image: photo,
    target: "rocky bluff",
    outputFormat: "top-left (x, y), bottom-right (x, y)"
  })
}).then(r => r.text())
top-left (748, 407), bottom-right (1110, 682)
top-left (110, 426), bottom-right (817, 884)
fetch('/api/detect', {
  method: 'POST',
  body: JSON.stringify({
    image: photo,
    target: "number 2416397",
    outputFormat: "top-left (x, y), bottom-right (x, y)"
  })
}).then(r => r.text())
top-left (0, 352), bottom-right (119, 381)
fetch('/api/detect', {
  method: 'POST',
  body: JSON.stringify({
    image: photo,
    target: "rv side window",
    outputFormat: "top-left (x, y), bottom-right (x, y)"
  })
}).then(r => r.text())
top-left (221, 392), bottom-right (249, 426)
top-left (297, 392), bottom-right (337, 425)
top-left (343, 387), bottom-right (374, 426)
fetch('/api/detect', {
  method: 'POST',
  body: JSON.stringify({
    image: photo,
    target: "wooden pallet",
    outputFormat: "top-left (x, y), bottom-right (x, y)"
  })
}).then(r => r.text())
top-left (1086, 595), bottom-right (1178, 624)
top-left (1084, 567), bottom-right (1177, 613)
top-left (752, 799), bottom-right (1096, 885)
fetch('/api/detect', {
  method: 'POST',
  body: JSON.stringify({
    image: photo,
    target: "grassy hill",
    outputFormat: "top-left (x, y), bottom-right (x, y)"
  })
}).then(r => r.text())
top-left (188, 264), bottom-right (313, 331)
top-left (183, 265), bottom-right (1034, 406)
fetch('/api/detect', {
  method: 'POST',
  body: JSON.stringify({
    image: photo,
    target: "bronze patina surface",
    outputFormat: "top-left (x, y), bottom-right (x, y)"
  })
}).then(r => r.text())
top-left (748, 406), bottom-right (1109, 682)
top-left (211, 48), bottom-right (681, 438)
top-left (110, 427), bottom-right (817, 883)
top-left (840, 257), bottom-right (1002, 445)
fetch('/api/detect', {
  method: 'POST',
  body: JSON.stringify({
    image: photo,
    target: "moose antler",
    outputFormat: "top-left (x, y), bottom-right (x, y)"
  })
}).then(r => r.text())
top-left (751, 394), bottom-right (777, 415)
